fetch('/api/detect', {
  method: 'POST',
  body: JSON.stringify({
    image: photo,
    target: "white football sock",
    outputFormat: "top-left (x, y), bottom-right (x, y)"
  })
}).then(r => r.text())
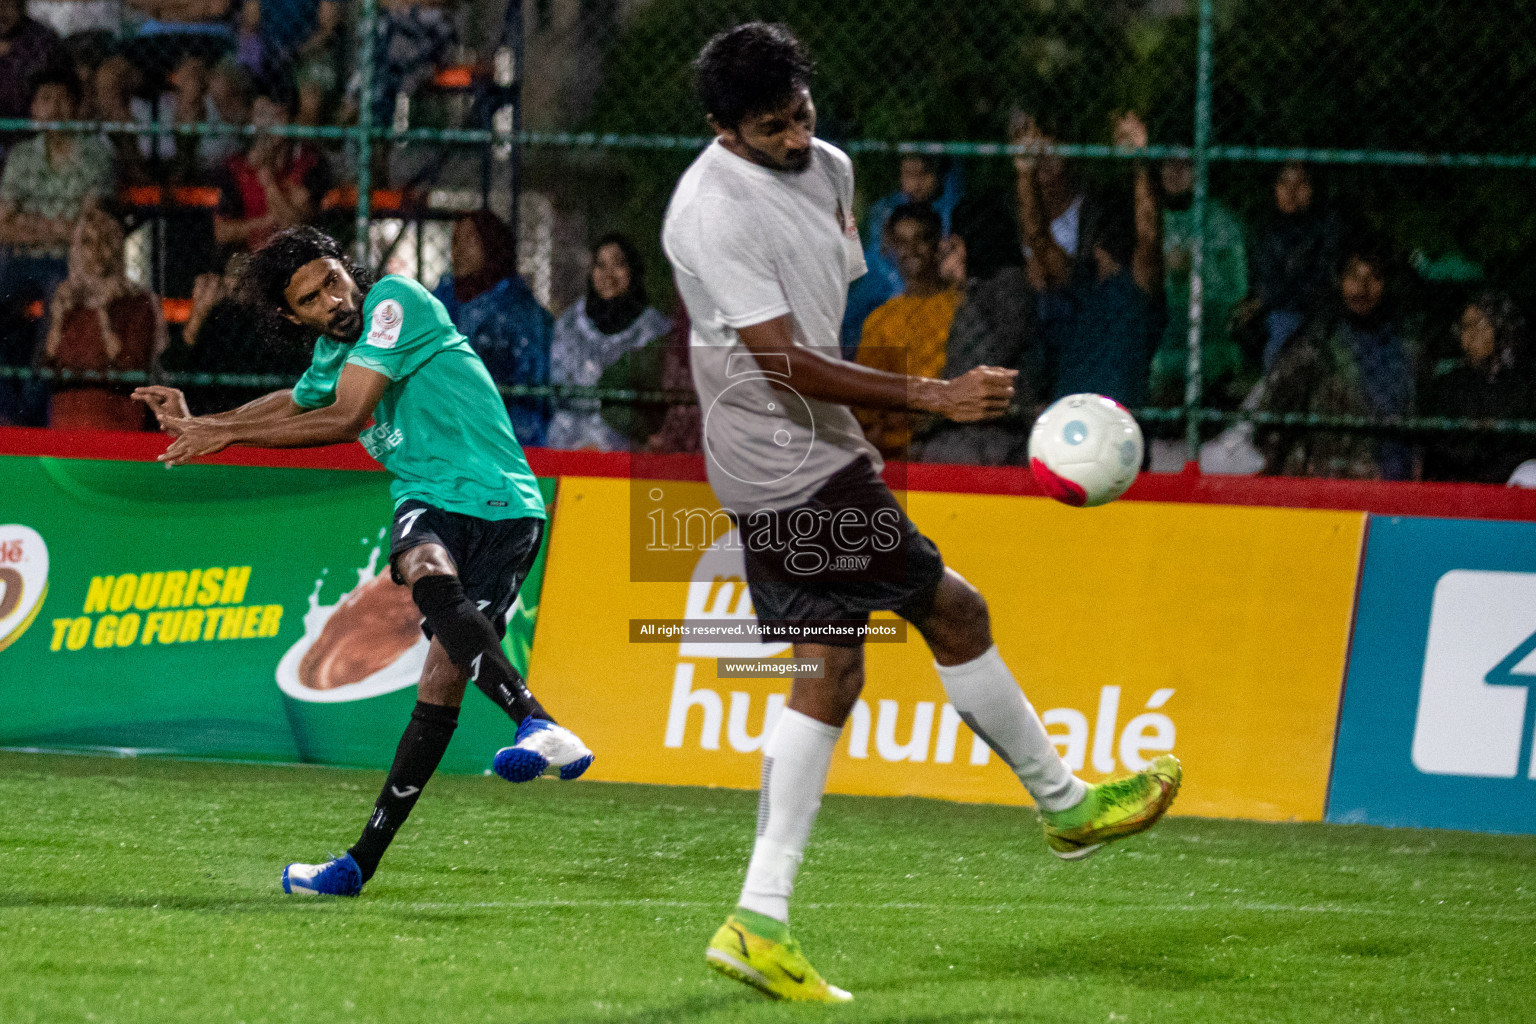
top-left (936, 645), bottom-right (1086, 812)
top-left (738, 708), bottom-right (841, 924)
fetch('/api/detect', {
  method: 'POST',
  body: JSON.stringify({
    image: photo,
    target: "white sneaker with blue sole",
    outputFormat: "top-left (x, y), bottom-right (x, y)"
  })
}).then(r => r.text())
top-left (282, 853), bottom-right (363, 896)
top-left (492, 718), bottom-right (593, 782)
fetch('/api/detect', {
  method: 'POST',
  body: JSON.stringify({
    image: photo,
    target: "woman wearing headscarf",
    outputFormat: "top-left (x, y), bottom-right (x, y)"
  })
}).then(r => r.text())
top-left (1256, 241), bottom-right (1414, 480)
top-left (42, 208), bottom-right (167, 430)
top-left (432, 210), bottom-right (552, 448)
top-left (1245, 161), bottom-right (1345, 371)
top-left (1422, 291), bottom-right (1536, 483)
top-left (547, 234), bottom-right (670, 451)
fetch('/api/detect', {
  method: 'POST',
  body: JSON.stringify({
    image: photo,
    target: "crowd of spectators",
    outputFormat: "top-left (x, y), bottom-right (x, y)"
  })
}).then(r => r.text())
top-left (0, 0), bottom-right (706, 456)
top-left (0, 2), bottom-right (1530, 484)
top-left (837, 121), bottom-right (1536, 484)
top-left (0, 0), bottom-right (477, 427)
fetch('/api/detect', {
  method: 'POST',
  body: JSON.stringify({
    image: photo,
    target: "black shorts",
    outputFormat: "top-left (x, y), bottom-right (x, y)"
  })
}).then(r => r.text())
top-left (741, 456), bottom-right (946, 647)
top-left (389, 500), bottom-right (544, 641)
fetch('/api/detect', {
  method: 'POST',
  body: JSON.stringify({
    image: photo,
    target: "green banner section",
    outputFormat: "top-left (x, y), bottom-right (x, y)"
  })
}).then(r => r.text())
top-left (0, 456), bottom-right (555, 774)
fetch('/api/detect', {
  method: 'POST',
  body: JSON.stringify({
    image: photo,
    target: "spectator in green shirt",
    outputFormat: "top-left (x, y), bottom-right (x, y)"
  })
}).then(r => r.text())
top-left (1150, 158), bottom-right (1248, 407)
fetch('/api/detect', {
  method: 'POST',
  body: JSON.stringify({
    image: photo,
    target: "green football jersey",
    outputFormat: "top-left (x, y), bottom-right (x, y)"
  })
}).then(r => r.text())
top-left (291, 275), bottom-right (545, 521)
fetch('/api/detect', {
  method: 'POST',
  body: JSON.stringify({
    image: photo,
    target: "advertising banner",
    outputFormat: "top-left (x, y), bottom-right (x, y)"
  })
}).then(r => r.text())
top-left (1329, 515), bottom-right (1536, 834)
top-left (0, 456), bottom-right (555, 774)
top-left (530, 477), bottom-right (1364, 821)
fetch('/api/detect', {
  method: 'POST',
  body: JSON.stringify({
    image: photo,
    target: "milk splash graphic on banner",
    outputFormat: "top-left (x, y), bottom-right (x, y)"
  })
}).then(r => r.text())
top-left (276, 531), bottom-right (429, 705)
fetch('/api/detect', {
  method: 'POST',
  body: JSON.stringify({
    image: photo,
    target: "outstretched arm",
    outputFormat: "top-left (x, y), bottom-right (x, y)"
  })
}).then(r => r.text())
top-left (1012, 115), bottom-right (1072, 290)
top-left (736, 315), bottom-right (1015, 423)
top-left (133, 385), bottom-right (304, 436)
top-left (1113, 112), bottom-right (1163, 295)
top-left (150, 364), bottom-right (391, 466)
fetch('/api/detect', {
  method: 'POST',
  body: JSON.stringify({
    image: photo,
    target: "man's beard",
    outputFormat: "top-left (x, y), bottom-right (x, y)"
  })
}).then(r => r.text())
top-left (744, 139), bottom-right (812, 174)
top-left (326, 306), bottom-right (364, 343)
top-left (316, 284), bottom-right (367, 342)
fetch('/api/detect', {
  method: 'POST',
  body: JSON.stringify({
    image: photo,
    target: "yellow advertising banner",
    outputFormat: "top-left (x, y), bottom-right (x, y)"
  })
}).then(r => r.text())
top-left (529, 476), bottom-right (1364, 822)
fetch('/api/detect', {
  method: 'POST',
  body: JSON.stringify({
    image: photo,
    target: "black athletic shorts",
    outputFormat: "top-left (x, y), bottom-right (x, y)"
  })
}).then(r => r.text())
top-left (741, 456), bottom-right (946, 647)
top-left (389, 500), bottom-right (545, 641)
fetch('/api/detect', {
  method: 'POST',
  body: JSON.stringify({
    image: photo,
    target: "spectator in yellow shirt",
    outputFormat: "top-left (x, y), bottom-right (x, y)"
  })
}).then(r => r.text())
top-left (855, 203), bottom-right (961, 457)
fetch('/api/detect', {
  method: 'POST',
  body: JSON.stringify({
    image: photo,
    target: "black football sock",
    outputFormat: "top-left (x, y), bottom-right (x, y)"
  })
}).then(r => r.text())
top-left (411, 573), bottom-right (553, 725)
top-left (348, 700), bottom-right (459, 883)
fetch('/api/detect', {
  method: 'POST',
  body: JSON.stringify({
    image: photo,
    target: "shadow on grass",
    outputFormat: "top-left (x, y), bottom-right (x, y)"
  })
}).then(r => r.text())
top-left (0, 891), bottom-right (646, 924)
top-left (548, 994), bottom-right (743, 1024)
top-left (0, 891), bottom-right (324, 913)
top-left (855, 922), bottom-right (1250, 996)
top-left (561, 995), bottom-right (1078, 1024)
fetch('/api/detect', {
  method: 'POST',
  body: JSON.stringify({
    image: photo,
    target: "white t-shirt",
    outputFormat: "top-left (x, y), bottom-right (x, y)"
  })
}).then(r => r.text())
top-left (27, 0), bottom-right (120, 36)
top-left (663, 138), bottom-right (880, 513)
top-left (1022, 194), bottom-right (1083, 260)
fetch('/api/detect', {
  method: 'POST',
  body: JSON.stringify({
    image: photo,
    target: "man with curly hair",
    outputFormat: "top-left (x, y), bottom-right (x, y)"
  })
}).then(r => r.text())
top-left (131, 226), bottom-right (593, 897)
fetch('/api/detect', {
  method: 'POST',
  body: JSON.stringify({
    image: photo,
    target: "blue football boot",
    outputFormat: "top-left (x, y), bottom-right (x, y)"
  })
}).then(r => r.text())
top-left (492, 719), bottom-right (594, 782)
top-left (282, 853), bottom-right (363, 896)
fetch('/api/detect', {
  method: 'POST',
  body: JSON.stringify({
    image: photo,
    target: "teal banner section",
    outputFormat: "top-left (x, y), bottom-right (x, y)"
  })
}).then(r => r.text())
top-left (1330, 514), bottom-right (1536, 833)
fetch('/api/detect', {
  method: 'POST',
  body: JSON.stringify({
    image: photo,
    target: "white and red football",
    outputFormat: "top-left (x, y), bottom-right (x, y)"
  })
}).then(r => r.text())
top-left (1028, 394), bottom-right (1143, 507)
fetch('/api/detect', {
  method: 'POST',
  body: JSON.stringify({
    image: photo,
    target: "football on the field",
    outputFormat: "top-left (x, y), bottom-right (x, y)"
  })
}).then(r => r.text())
top-left (1028, 393), bottom-right (1144, 507)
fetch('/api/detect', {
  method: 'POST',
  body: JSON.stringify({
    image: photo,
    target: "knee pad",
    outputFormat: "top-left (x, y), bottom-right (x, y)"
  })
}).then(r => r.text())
top-left (411, 574), bottom-right (499, 670)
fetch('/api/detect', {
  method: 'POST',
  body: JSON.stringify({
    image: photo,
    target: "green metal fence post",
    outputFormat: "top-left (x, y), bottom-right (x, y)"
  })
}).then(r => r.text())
top-left (1185, 0), bottom-right (1216, 464)
top-left (354, 0), bottom-right (378, 267)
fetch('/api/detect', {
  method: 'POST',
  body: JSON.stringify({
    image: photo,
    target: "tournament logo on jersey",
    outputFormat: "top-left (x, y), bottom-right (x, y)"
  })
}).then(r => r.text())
top-left (835, 200), bottom-right (858, 240)
top-left (0, 525), bottom-right (49, 653)
top-left (368, 299), bottom-right (404, 349)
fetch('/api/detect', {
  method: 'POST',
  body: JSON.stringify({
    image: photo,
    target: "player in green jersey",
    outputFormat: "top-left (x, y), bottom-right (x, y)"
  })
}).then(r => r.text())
top-left (132, 227), bottom-right (592, 897)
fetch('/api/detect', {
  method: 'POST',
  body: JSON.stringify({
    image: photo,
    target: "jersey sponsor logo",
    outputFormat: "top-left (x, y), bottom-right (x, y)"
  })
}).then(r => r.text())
top-left (367, 299), bottom-right (404, 349)
top-left (0, 525), bottom-right (48, 653)
top-left (359, 422), bottom-right (404, 459)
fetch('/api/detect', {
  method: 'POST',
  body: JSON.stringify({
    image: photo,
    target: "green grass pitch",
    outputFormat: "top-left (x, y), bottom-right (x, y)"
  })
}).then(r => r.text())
top-left (1, 751), bottom-right (1532, 1023)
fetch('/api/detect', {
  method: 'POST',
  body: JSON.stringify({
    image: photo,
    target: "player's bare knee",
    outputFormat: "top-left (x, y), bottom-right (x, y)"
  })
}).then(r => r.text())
top-left (394, 544), bottom-right (457, 588)
top-left (788, 649), bottom-right (864, 726)
top-left (951, 582), bottom-right (991, 640)
top-left (828, 653), bottom-right (864, 697)
top-left (922, 573), bottom-right (992, 664)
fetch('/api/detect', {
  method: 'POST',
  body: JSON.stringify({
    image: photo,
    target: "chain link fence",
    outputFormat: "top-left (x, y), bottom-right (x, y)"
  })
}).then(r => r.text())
top-left (0, 0), bottom-right (523, 424)
top-left (4, 0), bottom-right (1536, 482)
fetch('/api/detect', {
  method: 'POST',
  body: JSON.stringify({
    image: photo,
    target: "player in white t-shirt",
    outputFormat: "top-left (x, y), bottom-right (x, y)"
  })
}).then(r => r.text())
top-left (663, 23), bottom-right (1183, 1004)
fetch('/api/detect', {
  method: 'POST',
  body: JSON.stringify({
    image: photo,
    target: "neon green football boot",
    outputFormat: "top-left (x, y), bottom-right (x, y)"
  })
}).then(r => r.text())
top-left (705, 909), bottom-right (852, 1003)
top-left (1040, 754), bottom-right (1182, 860)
